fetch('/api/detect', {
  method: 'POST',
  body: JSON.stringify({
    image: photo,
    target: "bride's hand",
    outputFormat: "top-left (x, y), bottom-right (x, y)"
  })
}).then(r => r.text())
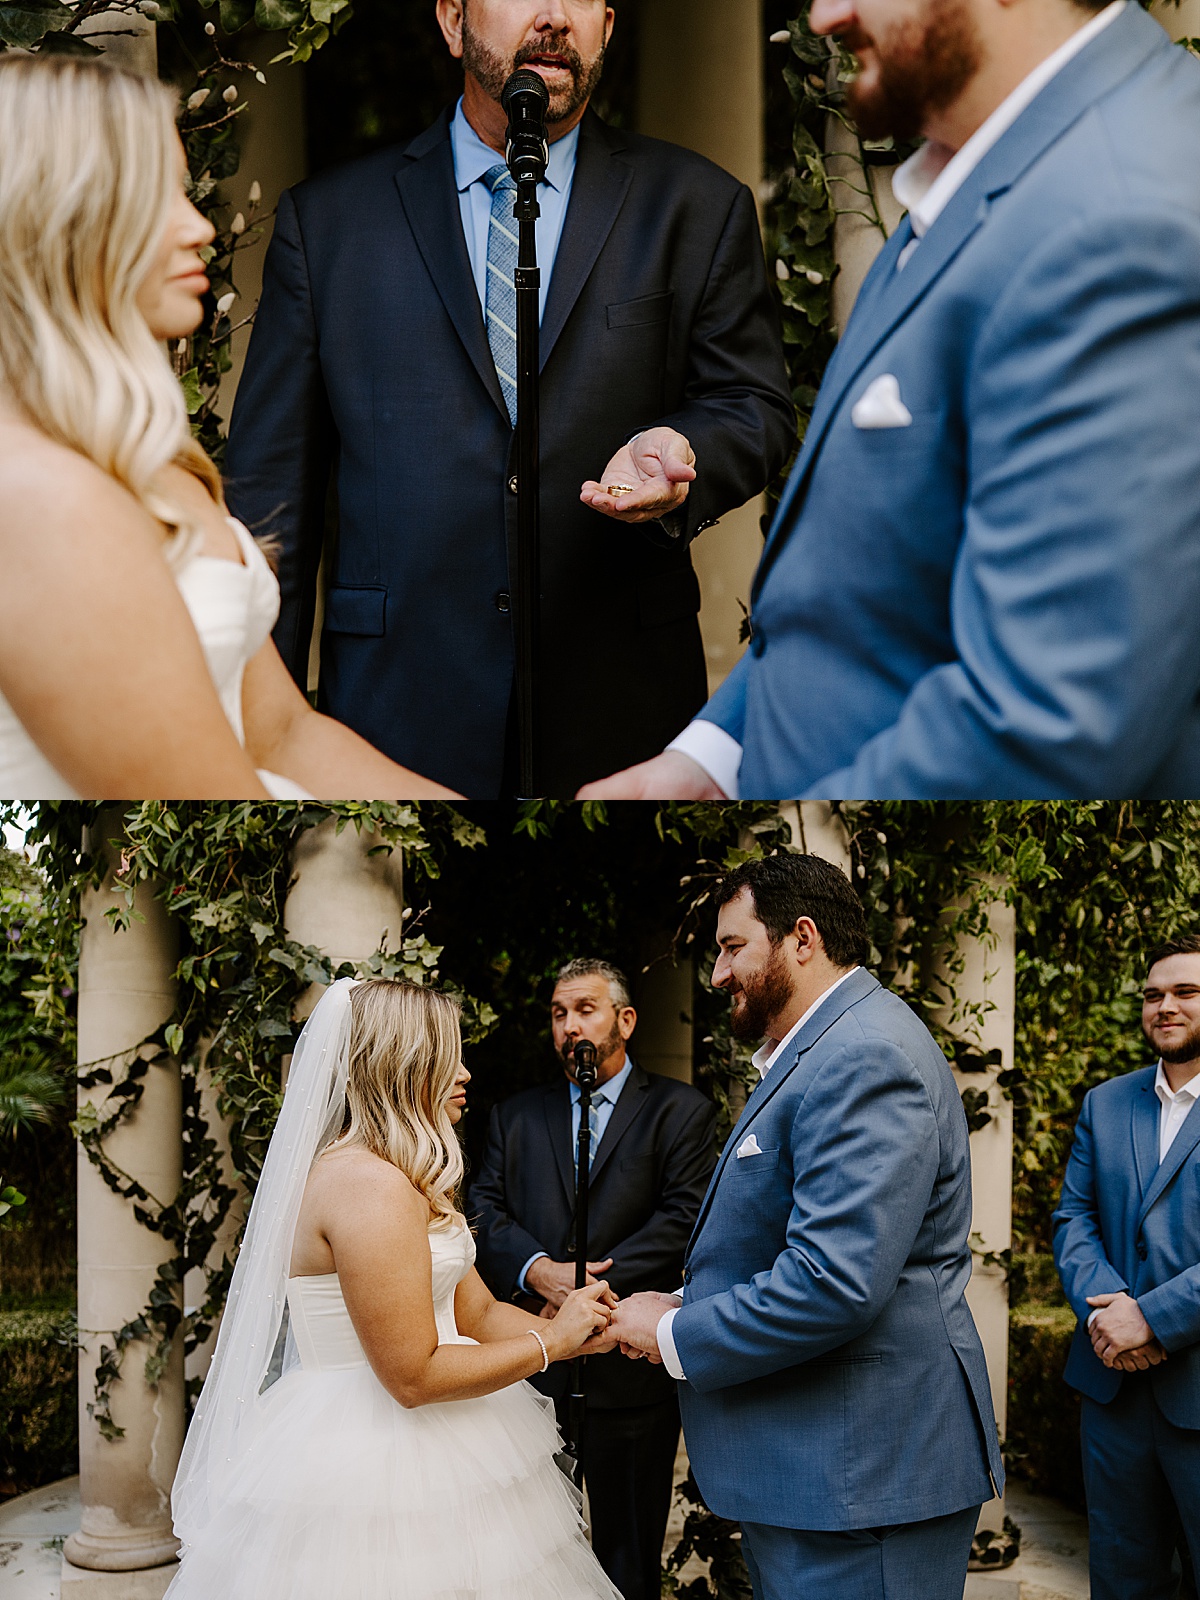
top-left (542, 1281), bottom-right (616, 1361)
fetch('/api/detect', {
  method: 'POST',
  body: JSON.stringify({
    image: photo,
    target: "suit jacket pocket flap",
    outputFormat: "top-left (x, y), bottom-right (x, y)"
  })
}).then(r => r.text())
top-left (325, 585), bottom-right (388, 637)
top-left (732, 1147), bottom-right (780, 1172)
top-left (607, 291), bottom-right (675, 329)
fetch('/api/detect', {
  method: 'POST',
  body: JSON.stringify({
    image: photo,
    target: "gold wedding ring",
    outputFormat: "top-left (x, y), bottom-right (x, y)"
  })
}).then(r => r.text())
top-left (606, 483), bottom-right (635, 498)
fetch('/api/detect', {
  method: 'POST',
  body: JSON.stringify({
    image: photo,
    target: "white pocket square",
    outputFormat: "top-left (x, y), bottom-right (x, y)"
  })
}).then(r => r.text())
top-left (736, 1134), bottom-right (764, 1159)
top-left (851, 373), bottom-right (913, 430)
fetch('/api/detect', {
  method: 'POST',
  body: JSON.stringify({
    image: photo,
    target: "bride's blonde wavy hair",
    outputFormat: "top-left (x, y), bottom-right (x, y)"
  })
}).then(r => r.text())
top-left (0, 52), bottom-right (221, 547)
top-left (341, 981), bottom-right (466, 1231)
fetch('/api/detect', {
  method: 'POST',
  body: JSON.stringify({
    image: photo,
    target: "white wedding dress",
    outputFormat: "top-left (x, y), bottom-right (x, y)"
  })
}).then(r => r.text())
top-left (0, 518), bottom-right (308, 799)
top-left (164, 1222), bottom-right (622, 1600)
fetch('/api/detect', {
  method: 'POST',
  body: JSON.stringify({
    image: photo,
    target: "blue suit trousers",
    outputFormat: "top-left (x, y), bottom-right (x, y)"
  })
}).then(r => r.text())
top-left (1082, 1376), bottom-right (1200, 1600)
top-left (739, 1505), bottom-right (980, 1600)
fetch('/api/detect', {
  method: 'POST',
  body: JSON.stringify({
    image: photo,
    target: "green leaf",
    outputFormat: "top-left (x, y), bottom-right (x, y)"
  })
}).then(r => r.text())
top-left (310, 0), bottom-right (347, 21)
top-left (254, 0), bottom-right (304, 26)
top-left (0, 0), bottom-right (72, 50)
top-left (36, 27), bottom-right (102, 54)
top-left (219, 0), bottom-right (254, 32)
top-left (164, 1023), bottom-right (184, 1057)
top-left (179, 368), bottom-right (204, 416)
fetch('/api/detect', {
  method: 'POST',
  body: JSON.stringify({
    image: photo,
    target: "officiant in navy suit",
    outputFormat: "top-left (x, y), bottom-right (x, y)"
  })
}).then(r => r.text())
top-left (469, 958), bottom-right (717, 1600)
top-left (224, 0), bottom-right (794, 799)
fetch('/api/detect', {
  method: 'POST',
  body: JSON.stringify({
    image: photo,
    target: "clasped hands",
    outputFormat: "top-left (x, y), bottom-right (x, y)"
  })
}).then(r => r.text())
top-left (580, 427), bottom-right (696, 526)
top-left (1086, 1291), bottom-right (1167, 1371)
top-left (578, 1290), bottom-right (682, 1363)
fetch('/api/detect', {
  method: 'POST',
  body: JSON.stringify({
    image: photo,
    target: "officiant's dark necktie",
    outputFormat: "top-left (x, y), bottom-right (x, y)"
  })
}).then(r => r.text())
top-left (484, 163), bottom-right (520, 426)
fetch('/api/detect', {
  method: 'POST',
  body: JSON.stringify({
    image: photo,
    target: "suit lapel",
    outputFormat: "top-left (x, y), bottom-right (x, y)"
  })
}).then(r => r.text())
top-left (543, 1081), bottom-right (575, 1208)
top-left (1137, 1089), bottom-right (1200, 1229)
top-left (539, 112), bottom-right (634, 371)
top-left (1131, 1073), bottom-right (1160, 1199)
top-left (588, 1061), bottom-right (649, 1184)
top-left (753, 2), bottom-right (1169, 600)
top-left (686, 969), bottom-right (882, 1253)
top-left (393, 114), bottom-right (510, 424)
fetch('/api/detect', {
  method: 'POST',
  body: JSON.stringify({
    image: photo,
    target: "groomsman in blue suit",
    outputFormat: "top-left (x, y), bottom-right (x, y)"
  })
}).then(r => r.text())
top-left (584, 0), bottom-right (1200, 802)
top-left (609, 854), bottom-right (1002, 1600)
top-left (1053, 935), bottom-right (1200, 1600)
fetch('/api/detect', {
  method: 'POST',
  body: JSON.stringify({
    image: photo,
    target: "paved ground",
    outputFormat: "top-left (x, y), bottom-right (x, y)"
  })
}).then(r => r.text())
top-left (1, 1473), bottom-right (1091, 1599)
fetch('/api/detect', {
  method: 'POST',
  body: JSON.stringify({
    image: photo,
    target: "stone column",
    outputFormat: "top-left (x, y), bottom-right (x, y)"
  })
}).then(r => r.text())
top-left (634, 948), bottom-right (694, 1085)
top-left (283, 817), bottom-right (406, 1011)
top-left (637, 0), bottom-right (767, 693)
top-left (75, 6), bottom-right (157, 74)
top-left (781, 802), bottom-right (852, 875)
top-left (65, 814), bottom-right (184, 1578)
top-left (182, 1044), bottom-right (244, 1391)
top-left (932, 889), bottom-right (1016, 1535)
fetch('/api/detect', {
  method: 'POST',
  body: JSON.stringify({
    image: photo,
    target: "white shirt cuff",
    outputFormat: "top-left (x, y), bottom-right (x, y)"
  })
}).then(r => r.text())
top-left (667, 720), bottom-right (742, 800)
top-left (656, 1305), bottom-right (686, 1380)
top-left (518, 1252), bottom-right (547, 1294)
top-left (1087, 1308), bottom-right (1101, 1329)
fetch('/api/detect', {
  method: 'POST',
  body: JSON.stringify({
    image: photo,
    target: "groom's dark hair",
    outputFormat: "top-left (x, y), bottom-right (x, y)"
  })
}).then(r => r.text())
top-left (714, 854), bottom-right (870, 970)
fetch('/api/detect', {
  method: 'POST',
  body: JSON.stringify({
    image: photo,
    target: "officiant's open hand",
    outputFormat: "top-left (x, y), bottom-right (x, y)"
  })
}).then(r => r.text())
top-left (581, 427), bottom-right (697, 525)
top-left (526, 1256), bottom-right (614, 1312)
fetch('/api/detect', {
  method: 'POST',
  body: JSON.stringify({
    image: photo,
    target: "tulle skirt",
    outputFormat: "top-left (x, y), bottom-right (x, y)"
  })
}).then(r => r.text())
top-left (165, 1362), bottom-right (621, 1600)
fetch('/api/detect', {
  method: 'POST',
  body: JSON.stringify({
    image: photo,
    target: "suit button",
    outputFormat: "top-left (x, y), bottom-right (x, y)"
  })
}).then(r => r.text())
top-left (508, 476), bottom-right (519, 495)
top-left (1136, 1239), bottom-right (1148, 1261)
top-left (682, 1267), bottom-right (692, 1285)
top-left (750, 630), bottom-right (766, 659)
top-left (495, 591), bottom-right (511, 614)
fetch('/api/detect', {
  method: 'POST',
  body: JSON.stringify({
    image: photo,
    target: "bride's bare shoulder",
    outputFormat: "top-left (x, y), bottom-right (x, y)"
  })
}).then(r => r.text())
top-left (311, 1145), bottom-right (426, 1218)
top-left (0, 416), bottom-right (159, 548)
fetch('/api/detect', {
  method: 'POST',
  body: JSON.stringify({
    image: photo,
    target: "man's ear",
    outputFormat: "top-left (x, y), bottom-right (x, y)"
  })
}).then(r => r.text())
top-left (618, 1006), bottom-right (637, 1042)
top-left (792, 917), bottom-right (823, 965)
top-left (605, 6), bottom-right (616, 46)
top-left (436, 0), bottom-right (466, 59)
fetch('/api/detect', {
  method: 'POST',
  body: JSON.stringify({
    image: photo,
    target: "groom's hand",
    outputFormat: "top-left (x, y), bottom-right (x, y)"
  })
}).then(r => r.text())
top-left (525, 1256), bottom-right (613, 1311)
top-left (609, 1291), bottom-right (682, 1362)
top-left (581, 428), bottom-right (697, 526)
top-left (577, 752), bottom-right (726, 801)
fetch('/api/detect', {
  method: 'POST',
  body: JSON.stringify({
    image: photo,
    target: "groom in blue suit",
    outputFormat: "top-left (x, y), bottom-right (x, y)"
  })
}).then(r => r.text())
top-left (1053, 935), bottom-right (1200, 1599)
top-left (608, 854), bottom-right (1002, 1600)
top-left (584, 0), bottom-right (1200, 802)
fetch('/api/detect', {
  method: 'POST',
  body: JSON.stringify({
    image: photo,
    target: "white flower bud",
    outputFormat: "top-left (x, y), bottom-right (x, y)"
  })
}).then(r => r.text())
top-left (187, 88), bottom-right (208, 110)
top-left (205, 20), bottom-right (215, 33)
top-left (775, 260), bottom-right (790, 281)
top-left (255, 70), bottom-right (266, 84)
top-left (223, 84), bottom-right (238, 104)
top-left (248, 181), bottom-right (262, 205)
top-left (217, 292), bottom-right (237, 314)
top-left (769, 29), bottom-right (790, 43)
top-left (176, 339), bottom-right (188, 356)
top-left (230, 212), bottom-right (246, 235)
top-left (138, 1), bottom-right (159, 14)
top-left (806, 269), bottom-right (824, 285)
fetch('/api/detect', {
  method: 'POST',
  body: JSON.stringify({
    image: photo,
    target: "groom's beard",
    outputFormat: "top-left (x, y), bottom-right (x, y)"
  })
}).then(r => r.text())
top-left (1144, 1012), bottom-right (1200, 1066)
top-left (842, 0), bottom-right (982, 144)
top-left (728, 943), bottom-right (795, 1044)
top-left (561, 1018), bottom-right (623, 1073)
top-left (462, 25), bottom-right (607, 126)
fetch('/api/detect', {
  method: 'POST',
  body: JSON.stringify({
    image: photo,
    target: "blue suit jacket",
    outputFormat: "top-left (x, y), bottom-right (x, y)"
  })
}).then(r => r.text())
top-left (1053, 1066), bottom-right (1200, 1428)
top-left (703, 5), bottom-right (1200, 799)
top-left (671, 969), bottom-right (1002, 1531)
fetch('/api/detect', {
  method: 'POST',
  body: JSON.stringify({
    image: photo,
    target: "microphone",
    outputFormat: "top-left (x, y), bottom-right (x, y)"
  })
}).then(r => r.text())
top-left (572, 1038), bottom-right (599, 1090)
top-left (502, 68), bottom-right (550, 187)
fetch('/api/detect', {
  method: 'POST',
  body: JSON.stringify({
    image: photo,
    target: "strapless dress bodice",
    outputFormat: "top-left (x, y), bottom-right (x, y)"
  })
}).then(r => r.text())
top-left (0, 517), bottom-right (308, 799)
top-left (287, 1224), bottom-right (477, 1372)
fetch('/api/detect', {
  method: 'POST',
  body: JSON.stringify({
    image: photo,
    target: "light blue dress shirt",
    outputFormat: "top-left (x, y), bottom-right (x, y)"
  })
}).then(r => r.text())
top-left (518, 1053), bottom-right (633, 1292)
top-left (450, 99), bottom-right (580, 326)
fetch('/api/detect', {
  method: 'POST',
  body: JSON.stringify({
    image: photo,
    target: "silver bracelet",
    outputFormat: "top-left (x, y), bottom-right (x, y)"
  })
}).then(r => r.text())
top-left (526, 1328), bottom-right (549, 1373)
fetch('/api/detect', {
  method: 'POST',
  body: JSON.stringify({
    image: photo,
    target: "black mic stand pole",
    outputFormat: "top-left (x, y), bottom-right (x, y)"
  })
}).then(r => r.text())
top-left (567, 1037), bottom-right (598, 1487)
top-left (502, 70), bottom-right (549, 798)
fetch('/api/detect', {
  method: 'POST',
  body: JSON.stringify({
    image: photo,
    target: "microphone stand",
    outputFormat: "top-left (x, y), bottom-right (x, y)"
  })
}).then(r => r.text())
top-left (566, 1038), bottom-right (598, 1487)
top-left (503, 71), bottom-right (549, 798)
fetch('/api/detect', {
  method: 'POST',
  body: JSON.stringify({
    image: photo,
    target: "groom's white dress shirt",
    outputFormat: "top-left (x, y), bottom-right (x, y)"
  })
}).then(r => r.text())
top-left (666, 0), bottom-right (1126, 800)
top-left (654, 967), bottom-right (861, 1378)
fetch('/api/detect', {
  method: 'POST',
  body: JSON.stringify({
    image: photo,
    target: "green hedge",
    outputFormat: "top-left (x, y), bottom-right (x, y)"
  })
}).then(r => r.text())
top-left (1007, 1305), bottom-right (1084, 1512)
top-left (0, 1311), bottom-right (77, 1496)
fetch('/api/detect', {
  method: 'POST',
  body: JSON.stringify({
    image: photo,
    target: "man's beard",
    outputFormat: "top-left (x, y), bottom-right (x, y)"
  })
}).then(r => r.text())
top-left (1145, 1015), bottom-right (1200, 1066)
top-left (729, 943), bottom-right (795, 1043)
top-left (562, 1017), bottom-right (623, 1072)
top-left (462, 22), bottom-right (606, 125)
top-left (844, 0), bottom-right (982, 144)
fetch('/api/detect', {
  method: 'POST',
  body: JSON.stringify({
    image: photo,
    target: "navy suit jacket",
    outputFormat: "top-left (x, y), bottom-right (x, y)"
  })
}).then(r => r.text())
top-left (1053, 1065), bottom-right (1200, 1429)
top-left (671, 970), bottom-right (1002, 1531)
top-left (468, 1059), bottom-right (717, 1409)
top-left (225, 108), bottom-right (794, 797)
top-left (703, 4), bottom-right (1200, 798)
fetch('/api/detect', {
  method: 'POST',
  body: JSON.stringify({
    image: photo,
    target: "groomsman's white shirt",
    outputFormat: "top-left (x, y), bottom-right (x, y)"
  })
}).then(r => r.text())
top-left (666, 0), bottom-right (1126, 801)
top-left (655, 967), bottom-right (861, 1378)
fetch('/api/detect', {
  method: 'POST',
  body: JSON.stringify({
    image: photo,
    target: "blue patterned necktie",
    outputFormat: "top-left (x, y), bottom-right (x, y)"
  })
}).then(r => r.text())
top-left (484, 162), bottom-right (520, 426)
top-left (587, 1089), bottom-right (606, 1171)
